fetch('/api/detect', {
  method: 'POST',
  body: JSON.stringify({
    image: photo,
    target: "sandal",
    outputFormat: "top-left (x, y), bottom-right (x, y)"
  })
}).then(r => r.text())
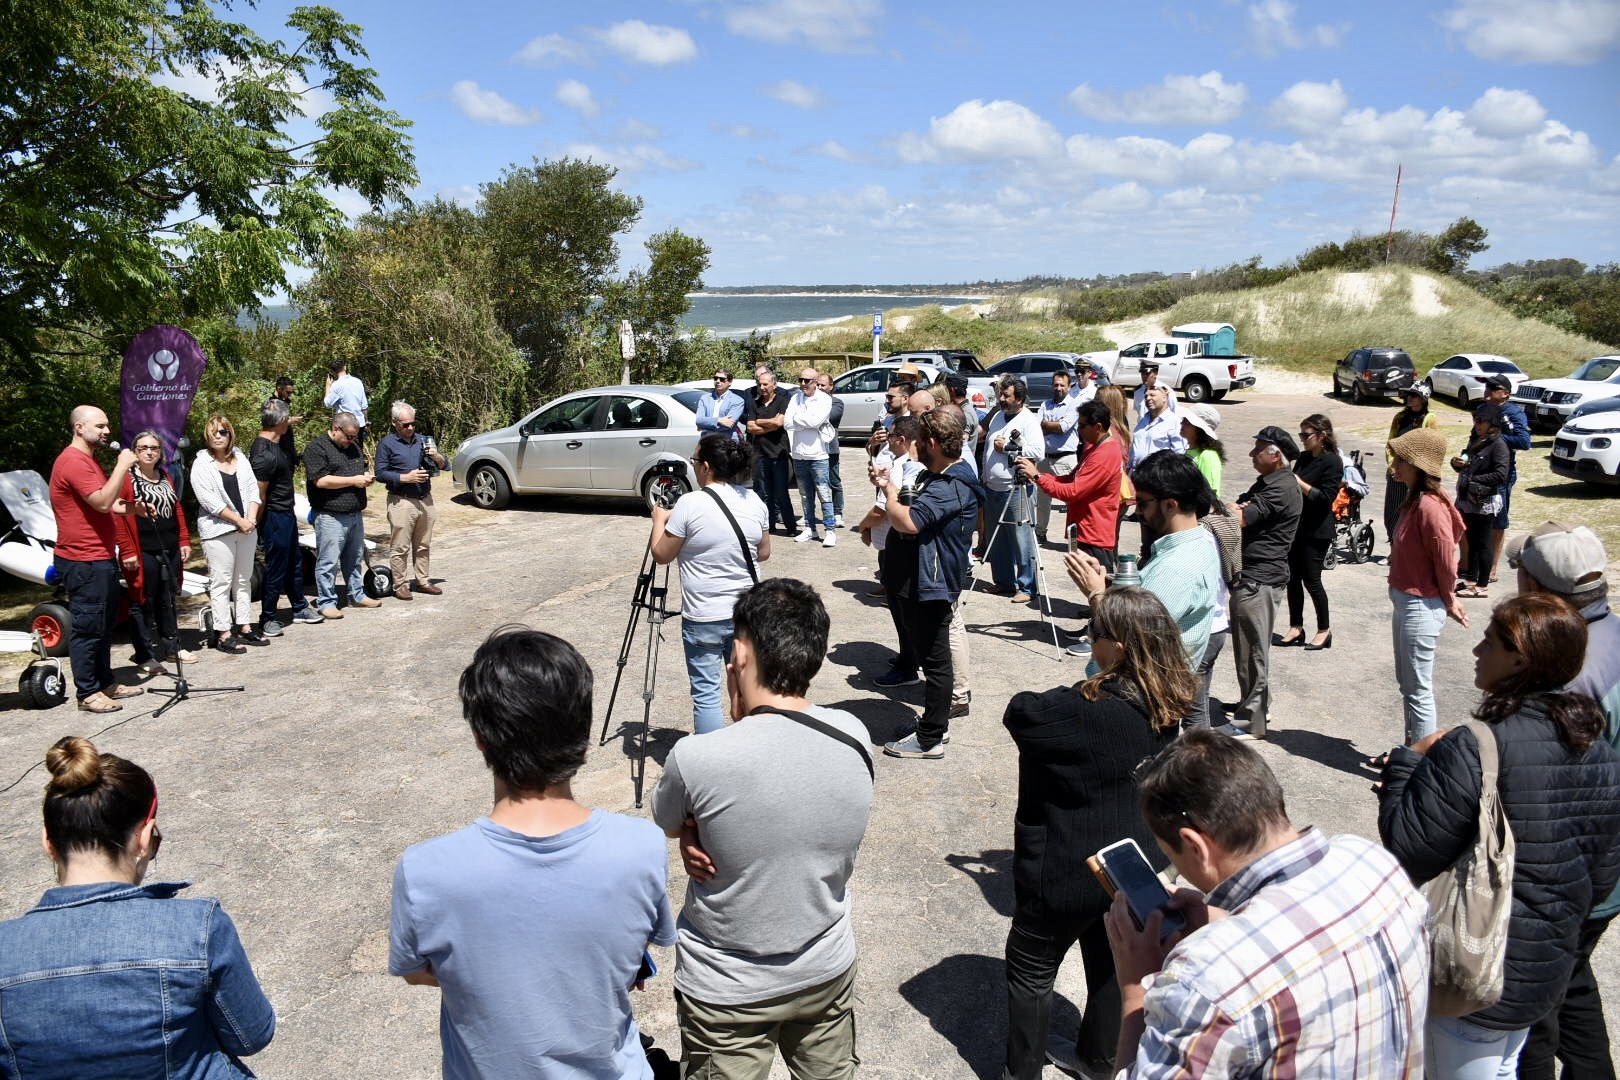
top-left (1459, 587), bottom-right (1490, 599)
top-left (214, 633), bottom-right (246, 655)
top-left (1363, 752), bottom-right (1391, 771)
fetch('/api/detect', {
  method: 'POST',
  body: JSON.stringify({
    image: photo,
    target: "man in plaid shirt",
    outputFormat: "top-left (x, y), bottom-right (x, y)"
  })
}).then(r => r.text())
top-left (1106, 730), bottom-right (1429, 1077)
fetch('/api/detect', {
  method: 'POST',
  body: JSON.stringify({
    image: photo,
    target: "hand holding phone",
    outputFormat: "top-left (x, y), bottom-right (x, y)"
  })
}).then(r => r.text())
top-left (1088, 838), bottom-right (1187, 938)
top-left (1067, 523), bottom-right (1079, 554)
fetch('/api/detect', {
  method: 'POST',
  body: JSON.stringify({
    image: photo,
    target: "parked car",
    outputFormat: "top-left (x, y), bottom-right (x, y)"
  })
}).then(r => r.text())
top-left (1332, 347), bottom-right (1417, 404)
top-left (883, 349), bottom-right (986, 373)
top-left (451, 386), bottom-right (701, 511)
top-left (1550, 396), bottom-right (1620, 487)
top-left (1512, 355), bottom-right (1620, 431)
top-left (983, 352), bottom-right (1092, 404)
top-left (1084, 323), bottom-right (1257, 403)
top-left (1421, 354), bottom-right (1528, 405)
top-left (829, 362), bottom-right (949, 436)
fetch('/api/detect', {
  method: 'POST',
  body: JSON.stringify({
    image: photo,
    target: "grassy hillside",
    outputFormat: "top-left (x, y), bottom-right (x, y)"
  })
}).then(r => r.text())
top-left (780, 302), bottom-right (1112, 362)
top-left (1159, 267), bottom-right (1611, 378)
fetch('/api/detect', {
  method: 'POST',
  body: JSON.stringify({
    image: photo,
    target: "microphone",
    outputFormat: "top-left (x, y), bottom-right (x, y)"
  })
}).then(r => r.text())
top-left (104, 439), bottom-right (122, 451)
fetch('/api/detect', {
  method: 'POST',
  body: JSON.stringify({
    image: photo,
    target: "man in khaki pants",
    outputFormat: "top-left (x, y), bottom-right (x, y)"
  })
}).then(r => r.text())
top-left (374, 401), bottom-right (447, 599)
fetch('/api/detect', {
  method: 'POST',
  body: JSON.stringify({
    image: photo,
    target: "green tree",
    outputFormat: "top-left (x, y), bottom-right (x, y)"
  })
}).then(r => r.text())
top-left (605, 228), bottom-right (712, 382)
top-left (1426, 217), bottom-right (1489, 275)
top-left (281, 200), bottom-right (526, 440)
top-left (479, 158), bottom-right (642, 396)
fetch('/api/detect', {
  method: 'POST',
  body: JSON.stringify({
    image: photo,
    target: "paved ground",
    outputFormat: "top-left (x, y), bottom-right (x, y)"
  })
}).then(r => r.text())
top-left (0, 387), bottom-right (1615, 1077)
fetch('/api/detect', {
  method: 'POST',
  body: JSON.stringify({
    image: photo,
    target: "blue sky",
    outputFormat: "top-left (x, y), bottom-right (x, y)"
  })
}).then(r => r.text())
top-left (239, 0), bottom-right (1620, 286)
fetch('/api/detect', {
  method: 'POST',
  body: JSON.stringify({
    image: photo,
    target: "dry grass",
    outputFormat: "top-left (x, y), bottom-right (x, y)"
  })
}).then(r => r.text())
top-left (1161, 267), bottom-right (1612, 379)
top-left (779, 301), bottom-right (1111, 362)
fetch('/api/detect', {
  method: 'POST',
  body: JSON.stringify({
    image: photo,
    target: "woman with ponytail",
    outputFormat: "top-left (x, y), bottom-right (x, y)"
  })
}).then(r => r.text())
top-left (0, 737), bottom-right (275, 1077)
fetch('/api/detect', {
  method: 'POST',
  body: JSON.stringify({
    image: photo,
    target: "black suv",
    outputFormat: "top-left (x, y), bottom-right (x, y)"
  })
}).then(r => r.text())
top-left (1333, 347), bottom-right (1416, 404)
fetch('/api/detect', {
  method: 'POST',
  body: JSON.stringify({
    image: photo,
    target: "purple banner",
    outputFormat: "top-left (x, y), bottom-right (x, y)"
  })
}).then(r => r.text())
top-left (120, 325), bottom-right (207, 463)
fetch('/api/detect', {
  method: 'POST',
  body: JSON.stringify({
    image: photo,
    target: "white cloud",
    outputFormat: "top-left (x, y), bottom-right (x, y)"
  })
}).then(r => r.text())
top-left (513, 33), bottom-right (590, 67)
top-left (712, 121), bottom-right (774, 140)
top-left (594, 21), bottom-right (698, 65)
top-left (1269, 79), bottom-right (1350, 133)
top-left (809, 140), bottom-right (857, 162)
top-left (555, 79), bottom-right (600, 117)
top-left (1248, 0), bottom-right (1350, 55)
top-left (1442, 0), bottom-right (1620, 63)
top-left (1466, 88), bottom-right (1548, 137)
top-left (449, 81), bottom-right (543, 126)
top-left (560, 142), bottom-right (702, 176)
top-left (897, 100), bottom-right (1063, 163)
top-left (152, 60), bottom-right (335, 120)
top-left (1069, 72), bottom-right (1248, 125)
top-left (763, 79), bottom-right (823, 109)
top-left (436, 184), bottom-right (481, 208)
top-left (725, 0), bottom-right (883, 52)
top-left (621, 118), bottom-right (662, 140)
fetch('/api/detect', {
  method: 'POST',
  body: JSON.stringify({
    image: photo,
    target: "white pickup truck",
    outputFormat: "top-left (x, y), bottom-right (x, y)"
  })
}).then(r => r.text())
top-left (1083, 322), bottom-right (1257, 404)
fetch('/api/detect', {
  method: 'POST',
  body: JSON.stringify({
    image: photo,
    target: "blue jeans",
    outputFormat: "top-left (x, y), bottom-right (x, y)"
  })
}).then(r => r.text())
top-left (258, 508), bottom-right (308, 620)
top-left (1390, 586), bottom-right (1448, 743)
top-left (314, 511), bottom-right (365, 610)
top-left (55, 557), bottom-right (117, 699)
top-left (985, 487), bottom-right (1037, 594)
top-left (1427, 1016), bottom-right (1527, 1079)
top-left (793, 458), bottom-right (835, 534)
top-left (754, 455), bottom-right (796, 533)
top-left (682, 618), bottom-right (733, 734)
top-left (828, 452), bottom-right (844, 516)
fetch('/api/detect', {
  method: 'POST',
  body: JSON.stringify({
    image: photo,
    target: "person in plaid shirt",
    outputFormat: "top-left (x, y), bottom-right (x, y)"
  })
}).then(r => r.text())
top-left (1105, 730), bottom-right (1429, 1077)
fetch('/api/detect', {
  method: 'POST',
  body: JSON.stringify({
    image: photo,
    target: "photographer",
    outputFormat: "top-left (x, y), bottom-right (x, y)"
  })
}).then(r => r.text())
top-left (981, 378), bottom-right (1045, 604)
top-left (650, 434), bottom-right (771, 734)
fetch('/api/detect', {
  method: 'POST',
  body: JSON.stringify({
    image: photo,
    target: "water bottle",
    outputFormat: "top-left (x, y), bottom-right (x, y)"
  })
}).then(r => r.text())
top-left (1112, 554), bottom-right (1142, 589)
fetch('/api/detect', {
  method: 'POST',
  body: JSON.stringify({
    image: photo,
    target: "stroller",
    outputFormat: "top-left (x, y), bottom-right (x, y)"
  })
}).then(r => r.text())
top-left (1326, 449), bottom-right (1375, 569)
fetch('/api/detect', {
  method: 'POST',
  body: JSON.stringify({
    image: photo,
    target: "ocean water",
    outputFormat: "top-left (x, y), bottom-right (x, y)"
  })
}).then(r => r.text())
top-left (680, 294), bottom-right (986, 338)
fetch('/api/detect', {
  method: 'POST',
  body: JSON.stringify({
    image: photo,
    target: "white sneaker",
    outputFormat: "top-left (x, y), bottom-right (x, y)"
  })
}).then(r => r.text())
top-left (822, 532), bottom-right (837, 548)
top-left (835, 515), bottom-right (845, 528)
top-left (883, 732), bottom-right (945, 759)
top-left (795, 529), bottom-right (817, 543)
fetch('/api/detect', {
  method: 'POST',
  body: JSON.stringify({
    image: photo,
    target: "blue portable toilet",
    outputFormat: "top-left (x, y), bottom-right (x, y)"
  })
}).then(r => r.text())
top-left (1171, 322), bottom-right (1237, 357)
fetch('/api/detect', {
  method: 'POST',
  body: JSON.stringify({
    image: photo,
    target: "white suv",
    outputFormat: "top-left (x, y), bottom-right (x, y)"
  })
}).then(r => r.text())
top-left (1513, 355), bottom-right (1620, 431)
top-left (1550, 397), bottom-right (1620, 487)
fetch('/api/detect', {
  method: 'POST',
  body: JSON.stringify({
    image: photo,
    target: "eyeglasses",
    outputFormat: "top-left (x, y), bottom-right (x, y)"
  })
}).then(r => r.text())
top-left (135, 445), bottom-right (162, 453)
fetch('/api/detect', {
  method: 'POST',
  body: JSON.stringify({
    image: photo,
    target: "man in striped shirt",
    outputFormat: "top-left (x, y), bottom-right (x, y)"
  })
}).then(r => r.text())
top-left (1107, 730), bottom-right (1429, 1078)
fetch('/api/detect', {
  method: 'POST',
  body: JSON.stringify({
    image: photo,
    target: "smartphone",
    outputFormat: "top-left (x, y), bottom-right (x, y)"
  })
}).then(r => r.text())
top-left (635, 951), bottom-right (656, 983)
top-left (1088, 838), bottom-right (1187, 937)
top-left (1067, 523), bottom-right (1079, 554)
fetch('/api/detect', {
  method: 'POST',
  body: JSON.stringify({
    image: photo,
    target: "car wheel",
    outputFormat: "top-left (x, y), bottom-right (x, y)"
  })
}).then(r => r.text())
top-left (1422, 377), bottom-right (1434, 396)
top-left (1456, 386), bottom-right (1470, 407)
top-left (1181, 376), bottom-right (1211, 404)
top-left (1352, 523), bottom-right (1376, 564)
top-left (468, 463), bottom-right (511, 510)
top-left (18, 664), bottom-right (67, 709)
top-left (1351, 381), bottom-right (1368, 405)
top-left (363, 565), bottom-right (395, 599)
top-left (28, 602), bottom-right (70, 657)
top-left (1330, 375), bottom-right (1341, 398)
top-left (643, 470), bottom-right (693, 514)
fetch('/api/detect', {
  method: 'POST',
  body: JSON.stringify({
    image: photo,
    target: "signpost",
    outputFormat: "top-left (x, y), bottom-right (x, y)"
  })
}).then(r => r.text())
top-left (619, 320), bottom-right (636, 384)
top-left (871, 311), bottom-right (883, 365)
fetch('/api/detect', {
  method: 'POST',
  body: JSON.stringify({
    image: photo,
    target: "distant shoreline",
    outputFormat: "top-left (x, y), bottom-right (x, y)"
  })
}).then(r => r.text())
top-left (689, 291), bottom-right (996, 300)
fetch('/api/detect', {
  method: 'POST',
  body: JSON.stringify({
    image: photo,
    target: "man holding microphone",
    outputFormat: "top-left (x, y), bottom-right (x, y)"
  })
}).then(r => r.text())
top-left (49, 406), bottom-right (150, 713)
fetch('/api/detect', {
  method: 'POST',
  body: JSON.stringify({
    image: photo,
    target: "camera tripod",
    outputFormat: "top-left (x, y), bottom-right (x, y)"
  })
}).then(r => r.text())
top-left (965, 477), bottom-right (1063, 657)
top-left (146, 549), bottom-right (244, 718)
top-left (597, 538), bottom-right (676, 808)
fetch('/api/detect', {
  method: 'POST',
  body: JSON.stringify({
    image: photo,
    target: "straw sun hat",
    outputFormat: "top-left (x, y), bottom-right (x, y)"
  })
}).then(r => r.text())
top-left (1387, 427), bottom-right (1449, 480)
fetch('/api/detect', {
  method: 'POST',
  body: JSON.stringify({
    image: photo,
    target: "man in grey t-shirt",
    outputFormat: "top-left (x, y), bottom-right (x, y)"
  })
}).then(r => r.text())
top-left (652, 578), bottom-right (873, 1079)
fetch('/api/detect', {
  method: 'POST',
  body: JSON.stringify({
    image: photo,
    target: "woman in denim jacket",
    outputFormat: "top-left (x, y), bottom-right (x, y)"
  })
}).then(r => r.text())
top-left (0, 737), bottom-right (275, 1078)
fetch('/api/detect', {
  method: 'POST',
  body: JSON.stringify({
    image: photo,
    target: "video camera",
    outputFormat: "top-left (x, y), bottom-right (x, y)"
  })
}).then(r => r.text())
top-left (648, 460), bottom-right (686, 510)
top-left (1004, 429), bottom-right (1034, 465)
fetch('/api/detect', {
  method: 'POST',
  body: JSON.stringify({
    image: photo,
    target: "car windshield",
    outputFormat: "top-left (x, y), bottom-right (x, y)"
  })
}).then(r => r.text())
top-left (670, 390), bottom-right (706, 413)
top-left (1479, 360), bottom-right (1522, 374)
top-left (1572, 396), bottom-right (1620, 419)
top-left (1570, 357), bottom-right (1620, 381)
top-left (987, 357), bottom-right (1024, 374)
top-left (1382, 353), bottom-right (1415, 369)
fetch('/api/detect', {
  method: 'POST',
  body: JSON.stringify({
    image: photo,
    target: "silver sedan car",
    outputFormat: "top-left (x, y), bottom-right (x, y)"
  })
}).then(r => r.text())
top-left (451, 386), bottom-right (703, 511)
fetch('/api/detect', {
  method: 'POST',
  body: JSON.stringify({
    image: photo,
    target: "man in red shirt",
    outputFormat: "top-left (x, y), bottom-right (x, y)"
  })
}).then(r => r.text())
top-left (49, 405), bottom-right (147, 712)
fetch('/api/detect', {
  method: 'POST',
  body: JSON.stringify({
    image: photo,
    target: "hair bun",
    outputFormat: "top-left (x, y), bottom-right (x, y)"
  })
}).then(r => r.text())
top-left (44, 736), bottom-right (102, 794)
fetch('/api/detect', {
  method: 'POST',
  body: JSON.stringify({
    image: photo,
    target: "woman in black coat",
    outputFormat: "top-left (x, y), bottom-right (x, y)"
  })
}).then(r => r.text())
top-left (1277, 413), bottom-right (1343, 650)
top-left (1452, 402), bottom-right (1511, 598)
top-left (1001, 586), bottom-right (1195, 1080)
top-left (1376, 594), bottom-right (1620, 1077)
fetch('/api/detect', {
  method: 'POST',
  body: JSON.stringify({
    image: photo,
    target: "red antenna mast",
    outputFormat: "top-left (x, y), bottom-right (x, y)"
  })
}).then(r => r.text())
top-left (1384, 164), bottom-right (1403, 263)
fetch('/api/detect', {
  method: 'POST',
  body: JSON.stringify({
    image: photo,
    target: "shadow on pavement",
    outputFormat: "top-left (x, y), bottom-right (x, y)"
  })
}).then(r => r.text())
top-left (822, 696), bottom-right (914, 743)
top-left (826, 640), bottom-right (899, 679)
top-left (1523, 480), bottom-right (1616, 500)
top-left (602, 721), bottom-right (684, 770)
top-left (1267, 727), bottom-right (1373, 779)
top-left (826, 578), bottom-right (886, 605)
top-left (898, 953), bottom-right (1007, 1079)
top-left (945, 849), bottom-right (1015, 918)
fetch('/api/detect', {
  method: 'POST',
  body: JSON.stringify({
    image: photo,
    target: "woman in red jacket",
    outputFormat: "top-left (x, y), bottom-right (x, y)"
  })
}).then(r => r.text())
top-left (114, 431), bottom-right (196, 671)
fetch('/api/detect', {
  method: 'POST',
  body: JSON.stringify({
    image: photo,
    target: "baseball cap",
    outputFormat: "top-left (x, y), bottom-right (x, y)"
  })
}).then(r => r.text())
top-left (1506, 522), bottom-right (1607, 598)
top-left (1253, 425), bottom-right (1300, 461)
top-left (1482, 374), bottom-right (1513, 393)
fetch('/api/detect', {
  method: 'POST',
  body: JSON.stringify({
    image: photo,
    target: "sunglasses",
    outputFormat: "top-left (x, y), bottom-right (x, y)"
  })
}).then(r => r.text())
top-left (399, 421), bottom-right (416, 427)
top-left (799, 377), bottom-right (816, 384)
top-left (212, 429), bottom-right (231, 438)
top-left (714, 375), bottom-right (732, 381)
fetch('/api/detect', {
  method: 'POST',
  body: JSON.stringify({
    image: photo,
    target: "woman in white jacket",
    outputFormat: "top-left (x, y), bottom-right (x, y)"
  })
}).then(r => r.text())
top-left (190, 413), bottom-right (265, 654)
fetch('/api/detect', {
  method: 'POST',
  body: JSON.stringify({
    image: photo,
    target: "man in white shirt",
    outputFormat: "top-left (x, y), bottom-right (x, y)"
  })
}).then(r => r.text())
top-left (1070, 365), bottom-right (1099, 406)
top-left (784, 366), bottom-right (836, 547)
top-left (981, 377), bottom-right (1046, 602)
top-left (1035, 369), bottom-right (1081, 542)
top-left (1130, 386), bottom-right (1187, 474)
top-left (1131, 361), bottom-right (1177, 424)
